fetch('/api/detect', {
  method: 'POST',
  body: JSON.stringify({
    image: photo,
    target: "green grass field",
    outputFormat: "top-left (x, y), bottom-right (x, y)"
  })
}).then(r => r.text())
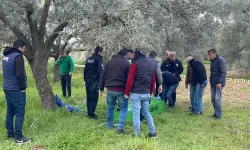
top-left (0, 64), bottom-right (249, 150)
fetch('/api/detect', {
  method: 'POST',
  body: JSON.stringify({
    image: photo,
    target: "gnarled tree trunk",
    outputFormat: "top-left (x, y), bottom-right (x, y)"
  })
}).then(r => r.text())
top-left (53, 63), bottom-right (60, 83)
top-left (30, 51), bottom-right (57, 109)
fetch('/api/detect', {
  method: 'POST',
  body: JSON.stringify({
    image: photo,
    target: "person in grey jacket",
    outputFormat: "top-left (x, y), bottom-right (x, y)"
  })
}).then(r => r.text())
top-left (208, 49), bottom-right (227, 119)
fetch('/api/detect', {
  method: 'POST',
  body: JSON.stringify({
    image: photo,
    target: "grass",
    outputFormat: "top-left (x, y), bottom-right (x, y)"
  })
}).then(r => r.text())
top-left (0, 63), bottom-right (249, 150)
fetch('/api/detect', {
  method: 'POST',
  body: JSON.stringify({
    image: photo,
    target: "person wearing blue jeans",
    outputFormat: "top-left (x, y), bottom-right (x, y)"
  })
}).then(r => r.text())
top-left (106, 90), bottom-right (128, 130)
top-left (2, 40), bottom-right (32, 144)
top-left (125, 49), bottom-right (157, 138)
top-left (161, 71), bottom-right (179, 107)
top-left (99, 49), bottom-right (130, 133)
top-left (208, 49), bottom-right (227, 119)
top-left (186, 56), bottom-right (208, 115)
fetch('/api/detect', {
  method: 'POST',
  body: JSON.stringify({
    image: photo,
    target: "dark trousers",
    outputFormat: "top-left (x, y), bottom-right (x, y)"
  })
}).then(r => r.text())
top-left (172, 91), bottom-right (176, 106)
top-left (4, 90), bottom-right (26, 140)
top-left (154, 80), bottom-right (160, 97)
top-left (60, 74), bottom-right (72, 97)
top-left (86, 81), bottom-right (99, 117)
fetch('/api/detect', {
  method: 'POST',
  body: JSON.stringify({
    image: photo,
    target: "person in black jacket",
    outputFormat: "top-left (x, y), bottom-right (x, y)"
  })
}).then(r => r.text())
top-left (161, 51), bottom-right (183, 107)
top-left (161, 71), bottom-right (179, 106)
top-left (208, 49), bottom-right (227, 119)
top-left (84, 46), bottom-right (103, 119)
top-left (2, 40), bottom-right (32, 144)
top-left (99, 49), bottom-right (130, 133)
top-left (186, 56), bottom-right (208, 115)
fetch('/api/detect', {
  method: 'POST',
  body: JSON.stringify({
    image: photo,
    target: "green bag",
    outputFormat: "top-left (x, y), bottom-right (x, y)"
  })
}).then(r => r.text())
top-left (114, 97), bottom-right (165, 122)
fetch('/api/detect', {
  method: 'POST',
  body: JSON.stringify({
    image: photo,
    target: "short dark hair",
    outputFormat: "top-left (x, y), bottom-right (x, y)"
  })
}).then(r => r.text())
top-left (94, 46), bottom-right (103, 54)
top-left (126, 49), bottom-right (134, 53)
top-left (149, 51), bottom-right (157, 57)
top-left (13, 39), bottom-right (26, 49)
top-left (207, 48), bottom-right (217, 54)
top-left (118, 49), bottom-right (127, 56)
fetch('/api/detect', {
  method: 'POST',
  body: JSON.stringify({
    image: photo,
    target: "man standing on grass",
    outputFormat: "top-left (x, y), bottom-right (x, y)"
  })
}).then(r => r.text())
top-left (186, 56), bottom-right (208, 115)
top-left (125, 49), bottom-right (157, 138)
top-left (2, 39), bottom-right (32, 144)
top-left (84, 46), bottom-right (103, 120)
top-left (207, 49), bottom-right (227, 119)
top-left (55, 51), bottom-right (74, 97)
top-left (99, 49), bottom-right (130, 134)
top-left (161, 51), bottom-right (183, 107)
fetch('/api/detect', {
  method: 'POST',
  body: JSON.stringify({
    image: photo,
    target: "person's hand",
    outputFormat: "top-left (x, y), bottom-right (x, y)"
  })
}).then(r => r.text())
top-left (124, 95), bottom-right (129, 99)
top-left (185, 84), bottom-right (188, 89)
top-left (21, 90), bottom-right (26, 93)
top-left (216, 83), bottom-right (222, 88)
top-left (201, 84), bottom-right (204, 87)
top-left (100, 90), bottom-right (104, 96)
top-left (69, 72), bottom-right (72, 76)
top-left (158, 85), bottom-right (163, 93)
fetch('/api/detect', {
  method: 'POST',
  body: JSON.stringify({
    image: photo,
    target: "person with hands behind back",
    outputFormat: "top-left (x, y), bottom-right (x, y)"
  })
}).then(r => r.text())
top-left (55, 51), bottom-right (74, 97)
top-left (99, 49), bottom-right (130, 134)
top-left (124, 48), bottom-right (157, 139)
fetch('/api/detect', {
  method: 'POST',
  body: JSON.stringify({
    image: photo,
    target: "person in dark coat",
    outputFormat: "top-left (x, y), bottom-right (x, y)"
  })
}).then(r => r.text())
top-left (186, 56), bottom-right (208, 115)
top-left (185, 63), bottom-right (196, 112)
top-left (161, 71), bottom-right (179, 106)
top-left (161, 51), bottom-right (183, 107)
top-left (207, 49), bottom-right (227, 119)
top-left (84, 46), bottom-right (103, 119)
top-left (99, 49), bottom-right (130, 133)
top-left (2, 39), bottom-right (32, 144)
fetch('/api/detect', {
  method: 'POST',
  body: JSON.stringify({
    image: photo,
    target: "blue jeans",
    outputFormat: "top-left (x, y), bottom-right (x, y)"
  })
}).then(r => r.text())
top-left (211, 86), bottom-right (223, 117)
top-left (4, 90), bottom-right (26, 139)
top-left (194, 80), bottom-right (208, 113)
top-left (190, 84), bottom-right (196, 109)
top-left (161, 83), bottom-right (179, 106)
top-left (106, 90), bottom-right (128, 130)
top-left (130, 93), bottom-right (156, 135)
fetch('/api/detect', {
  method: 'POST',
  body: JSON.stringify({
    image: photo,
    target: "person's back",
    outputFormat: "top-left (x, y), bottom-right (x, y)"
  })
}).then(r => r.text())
top-left (125, 49), bottom-right (157, 138)
top-left (84, 46), bottom-right (103, 119)
top-left (162, 71), bottom-right (178, 86)
top-left (131, 57), bottom-right (155, 94)
top-left (99, 54), bottom-right (130, 90)
top-left (84, 54), bottom-right (103, 84)
top-left (99, 49), bottom-right (130, 133)
top-left (189, 59), bottom-right (207, 85)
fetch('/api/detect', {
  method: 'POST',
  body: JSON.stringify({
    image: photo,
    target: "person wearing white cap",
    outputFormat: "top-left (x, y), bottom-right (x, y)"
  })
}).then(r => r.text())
top-left (185, 56), bottom-right (208, 115)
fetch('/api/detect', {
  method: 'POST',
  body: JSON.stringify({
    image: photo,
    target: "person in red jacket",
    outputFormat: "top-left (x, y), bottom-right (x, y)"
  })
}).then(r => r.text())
top-left (124, 49), bottom-right (157, 138)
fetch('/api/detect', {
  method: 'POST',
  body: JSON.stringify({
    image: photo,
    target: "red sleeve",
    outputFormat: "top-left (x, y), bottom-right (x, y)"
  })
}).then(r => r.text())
top-left (125, 63), bottom-right (137, 96)
top-left (150, 71), bottom-right (156, 95)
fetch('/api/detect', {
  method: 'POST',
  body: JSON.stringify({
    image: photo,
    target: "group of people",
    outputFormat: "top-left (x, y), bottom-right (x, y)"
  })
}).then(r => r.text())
top-left (1, 39), bottom-right (227, 144)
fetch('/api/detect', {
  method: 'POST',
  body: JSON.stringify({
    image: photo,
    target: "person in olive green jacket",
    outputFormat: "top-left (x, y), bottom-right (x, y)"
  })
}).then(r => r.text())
top-left (56, 51), bottom-right (74, 97)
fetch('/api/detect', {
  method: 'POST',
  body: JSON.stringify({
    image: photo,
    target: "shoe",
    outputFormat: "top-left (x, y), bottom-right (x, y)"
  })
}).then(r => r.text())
top-left (117, 129), bottom-right (128, 134)
top-left (189, 112), bottom-right (202, 115)
top-left (146, 133), bottom-right (158, 139)
top-left (212, 114), bottom-right (221, 119)
top-left (168, 104), bottom-right (174, 108)
top-left (7, 135), bottom-right (15, 139)
top-left (15, 136), bottom-right (32, 144)
top-left (89, 115), bottom-right (99, 120)
top-left (132, 134), bottom-right (141, 138)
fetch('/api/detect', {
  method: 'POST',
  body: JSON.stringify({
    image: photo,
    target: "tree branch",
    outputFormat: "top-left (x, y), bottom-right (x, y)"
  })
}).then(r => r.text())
top-left (39, 0), bottom-right (51, 43)
top-left (0, 4), bottom-right (34, 61)
top-left (45, 22), bottom-right (68, 55)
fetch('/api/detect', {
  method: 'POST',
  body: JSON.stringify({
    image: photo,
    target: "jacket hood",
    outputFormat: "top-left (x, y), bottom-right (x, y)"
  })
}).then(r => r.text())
top-left (3, 47), bottom-right (22, 56)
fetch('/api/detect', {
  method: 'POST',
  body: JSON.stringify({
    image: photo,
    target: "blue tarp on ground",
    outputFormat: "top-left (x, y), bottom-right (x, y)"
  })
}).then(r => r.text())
top-left (54, 95), bottom-right (81, 112)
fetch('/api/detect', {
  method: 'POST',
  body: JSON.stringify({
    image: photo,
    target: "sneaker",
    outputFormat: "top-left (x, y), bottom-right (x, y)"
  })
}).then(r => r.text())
top-left (89, 115), bottom-right (99, 120)
top-left (146, 133), bottom-right (158, 139)
top-left (117, 129), bottom-right (128, 134)
top-left (212, 114), bottom-right (221, 119)
top-left (15, 136), bottom-right (32, 144)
